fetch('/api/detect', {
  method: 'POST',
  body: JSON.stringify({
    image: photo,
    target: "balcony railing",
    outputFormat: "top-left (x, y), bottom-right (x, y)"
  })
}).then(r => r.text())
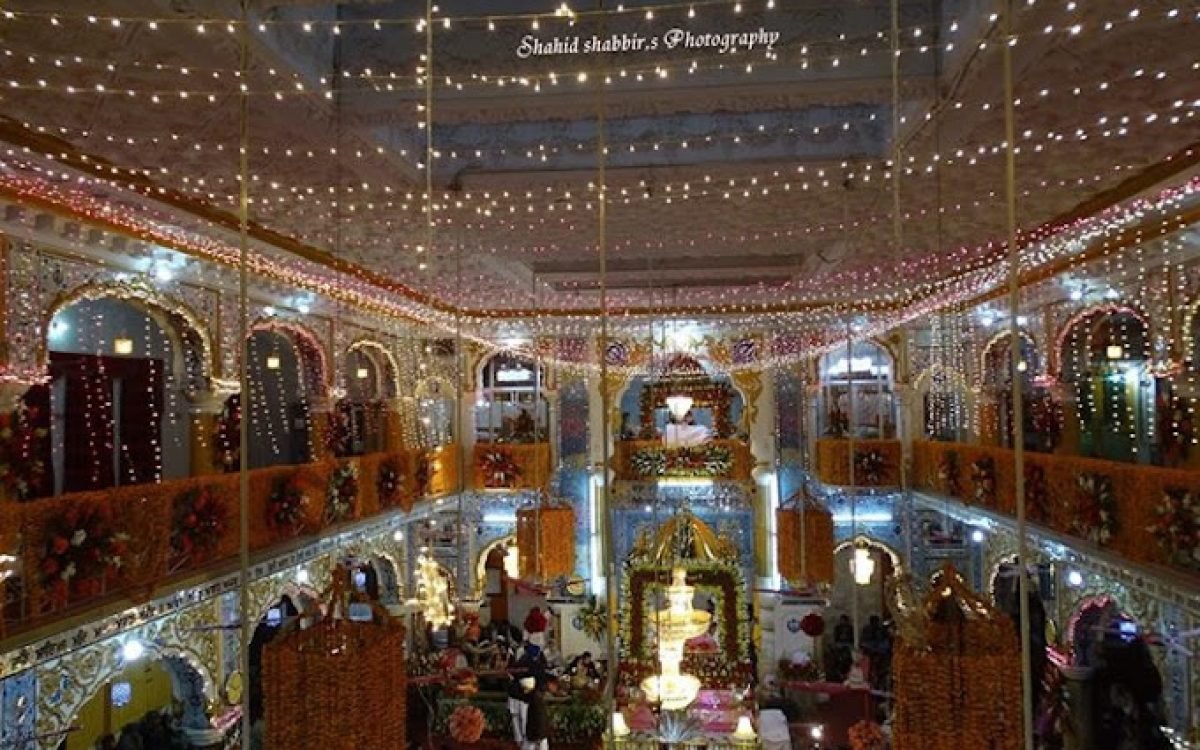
top-left (814, 438), bottom-right (902, 487)
top-left (912, 440), bottom-right (1200, 579)
top-left (0, 445), bottom-right (460, 637)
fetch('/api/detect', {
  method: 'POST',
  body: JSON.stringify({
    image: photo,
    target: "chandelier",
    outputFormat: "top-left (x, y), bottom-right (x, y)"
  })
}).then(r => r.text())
top-left (850, 545), bottom-right (876, 586)
top-left (641, 568), bottom-right (709, 710)
top-left (416, 549), bottom-right (453, 628)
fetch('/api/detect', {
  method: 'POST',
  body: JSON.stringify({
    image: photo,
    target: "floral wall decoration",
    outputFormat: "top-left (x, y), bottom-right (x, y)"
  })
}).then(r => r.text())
top-left (479, 448), bottom-right (522, 488)
top-left (324, 463), bottom-right (359, 525)
top-left (937, 450), bottom-right (961, 496)
top-left (169, 485), bottom-right (230, 572)
top-left (1150, 489), bottom-right (1200, 570)
top-left (970, 455), bottom-right (996, 506)
top-left (628, 444), bottom-right (733, 479)
top-left (415, 452), bottom-right (433, 497)
top-left (376, 456), bottom-right (406, 510)
top-left (854, 449), bottom-right (887, 486)
top-left (1072, 472), bottom-right (1118, 547)
top-left (267, 474), bottom-right (309, 538)
top-left (40, 502), bottom-right (129, 605)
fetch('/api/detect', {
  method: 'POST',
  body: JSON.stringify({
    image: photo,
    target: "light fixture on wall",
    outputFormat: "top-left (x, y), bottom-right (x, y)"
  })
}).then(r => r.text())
top-left (1106, 344), bottom-right (1124, 360)
top-left (1016, 361), bottom-right (1028, 372)
top-left (665, 394), bottom-right (693, 420)
top-left (266, 353), bottom-right (281, 370)
top-left (356, 367), bottom-right (370, 379)
top-left (850, 545), bottom-right (875, 586)
top-left (120, 639), bottom-right (146, 663)
top-left (113, 336), bottom-right (134, 355)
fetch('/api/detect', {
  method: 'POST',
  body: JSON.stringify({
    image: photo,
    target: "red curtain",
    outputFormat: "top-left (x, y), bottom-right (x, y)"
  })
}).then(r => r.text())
top-left (50, 352), bottom-right (163, 493)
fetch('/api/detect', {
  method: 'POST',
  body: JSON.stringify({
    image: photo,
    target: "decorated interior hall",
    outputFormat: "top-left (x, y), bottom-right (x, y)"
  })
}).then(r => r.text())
top-left (0, 0), bottom-right (1197, 748)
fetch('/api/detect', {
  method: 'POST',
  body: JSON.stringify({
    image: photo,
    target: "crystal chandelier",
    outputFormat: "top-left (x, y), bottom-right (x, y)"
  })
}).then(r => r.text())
top-left (641, 568), bottom-right (709, 710)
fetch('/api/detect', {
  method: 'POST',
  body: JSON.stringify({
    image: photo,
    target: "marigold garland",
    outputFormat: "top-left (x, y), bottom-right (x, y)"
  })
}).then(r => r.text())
top-left (324, 463), bottom-right (359, 524)
top-left (849, 720), bottom-right (885, 750)
top-left (448, 704), bottom-right (486, 744)
top-left (169, 485), bottom-right (229, 570)
top-left (1072, 472), bottom-right (1117, 547)
top-left (777, 503), bottom-right (835, 586)
top-left (1149, 489), bottom-right (1200, 569)
top-left (517, 505), bottom-right (575, 580)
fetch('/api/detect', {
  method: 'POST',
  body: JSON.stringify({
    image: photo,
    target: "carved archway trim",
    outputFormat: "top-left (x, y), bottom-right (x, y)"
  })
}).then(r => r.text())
top-left (347, 338), bottom-right (401, 399)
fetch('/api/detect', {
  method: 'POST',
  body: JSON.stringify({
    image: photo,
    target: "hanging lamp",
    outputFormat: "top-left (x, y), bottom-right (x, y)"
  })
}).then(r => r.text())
top-left (850, 544), bottom-right (876, 586)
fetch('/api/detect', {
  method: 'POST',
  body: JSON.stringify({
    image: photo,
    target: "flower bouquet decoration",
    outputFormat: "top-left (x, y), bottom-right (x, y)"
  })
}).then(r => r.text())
top-left (630, 447), bottom-right (667, 478)
top-left (970, 455), bottom-right (996, 506)
top-left (268, 475), bottom-right (309, 537)
top-left (377, 458), bottom-right (406, 509)
top-left (480, 449), bottom-right (522, 488)
top-left (1072, 472), bottom-right (1117, 547)
top-left (170, 485), bottom-right (230, 570)
top-left (447, 704), bottom-right (486, 744)
top-left (854, 449), bottom-right (887, 485)
top-left (1150, 489), bottom-right (1200, 570)
top-left (41, 502), bottom-right (129, 603)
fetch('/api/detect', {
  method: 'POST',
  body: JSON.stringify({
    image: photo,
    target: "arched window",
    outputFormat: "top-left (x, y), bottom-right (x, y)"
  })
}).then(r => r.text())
top-left (818, 341), bottom-right (896, 438)
top-left (246, 329), bottom-right (312, 468)
top-left (474, 353), bottom-right (547, 444)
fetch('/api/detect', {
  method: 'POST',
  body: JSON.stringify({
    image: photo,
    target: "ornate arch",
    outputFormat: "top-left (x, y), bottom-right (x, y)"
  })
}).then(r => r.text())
top-left (978, 329), bottom-right (1041, 387)
top-left (1052, 302), bottom-right (1151, 380)
top-left (37, 633), bottom-right (216, 745)
top-left (346, 338), bottom-right (401, 399)
top-left (833, 534), bottom-right (905, 576)
top-left (250, 317), bottom-right (330, 398)
top-left (41, 280), bottom-right (215, 380)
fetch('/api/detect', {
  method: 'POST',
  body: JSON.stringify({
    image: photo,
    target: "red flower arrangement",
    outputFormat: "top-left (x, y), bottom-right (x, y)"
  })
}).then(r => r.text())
top-left (970, 456), bottom-right (996, 506)
top-left (212, 395), bottom-right (240, 473)
top-left (0, 399), bottom-right (50, 501)
top-left (41, 502), bottom-right (128, 603)
top-left (268, 476), bottom-right (309, 536)
top-left (1072, 472), bottom-right (1117, 547)
top-left (1024, 464), bottom-right (1049, 524)
top-left (170, 486), bottom-right (229, 570)
top-left (1150, 489), bottom-right (1200, 570)
top-left (447, 704), bottom-right (485, 744)
top-left (324, 464), bottom-right (359, 524)
top-left (480, 449), bottom-right (522, 488)
top-left (377, 459), bottom-right (406, 509)
top-left (849, 720), bottom-right (885, 750)
top-left (324, 403), bottom-right (354, 458)
top-left (854, 449), bottom-right (887, 485)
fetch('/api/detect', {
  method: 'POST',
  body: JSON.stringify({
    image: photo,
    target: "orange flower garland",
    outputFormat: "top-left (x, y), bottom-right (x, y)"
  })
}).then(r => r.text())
top-left (517, 504), bottom-right (575, 580)
top-left (777, 501), bottom-right (835, 586)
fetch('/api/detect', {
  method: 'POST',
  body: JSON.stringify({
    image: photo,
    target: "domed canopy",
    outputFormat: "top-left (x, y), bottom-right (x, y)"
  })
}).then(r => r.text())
top-left (633, 508), bottom-right (737, 565)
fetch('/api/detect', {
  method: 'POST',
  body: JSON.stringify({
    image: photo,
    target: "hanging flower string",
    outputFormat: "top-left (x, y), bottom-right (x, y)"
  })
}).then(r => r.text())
top-left (1149, 489), bottom-right (1200, 570)
top-left (324, 463), bottom-right (359, 524)
top-left (1072, 472), bottom-right (1118, 547)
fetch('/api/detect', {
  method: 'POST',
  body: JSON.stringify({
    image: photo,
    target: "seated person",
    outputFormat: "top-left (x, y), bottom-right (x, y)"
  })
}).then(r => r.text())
top-left (662, 411), bottom-right (711, 448)
top-left (567, 651), bottom-right (602, 686)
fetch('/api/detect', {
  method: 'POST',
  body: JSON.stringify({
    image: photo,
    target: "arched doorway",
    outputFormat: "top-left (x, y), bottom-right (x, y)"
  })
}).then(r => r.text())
top-left (818, 341), bottom-right (896, 439)
top-left (245, 325), bottom-right (325, 468)
top-left (474, 352), bottom-right (547, 444)
top-left (39, 294), bottom-right (204, 496)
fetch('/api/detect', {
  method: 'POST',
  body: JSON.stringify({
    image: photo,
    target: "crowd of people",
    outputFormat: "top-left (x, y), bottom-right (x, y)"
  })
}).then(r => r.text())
top-left (828, 614), bottom-right (894, 690)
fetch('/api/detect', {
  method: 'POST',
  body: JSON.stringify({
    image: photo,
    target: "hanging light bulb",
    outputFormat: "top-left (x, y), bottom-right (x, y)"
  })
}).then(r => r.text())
top-left (356, 367), bottom-right (370, 379)
top-left (1105, 344), bottom-right (1124, 360)
top-left (266, 352), bottom-right (281, 370)
top-left (850, 546), bottom-right (875, 585)
top-left (113, 335), bottom-right (134, 355)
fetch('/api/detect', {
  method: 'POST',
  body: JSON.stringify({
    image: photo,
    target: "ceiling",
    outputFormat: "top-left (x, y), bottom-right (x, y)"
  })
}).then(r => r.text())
top-left (0, 0), bottom-right (1197, 320)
